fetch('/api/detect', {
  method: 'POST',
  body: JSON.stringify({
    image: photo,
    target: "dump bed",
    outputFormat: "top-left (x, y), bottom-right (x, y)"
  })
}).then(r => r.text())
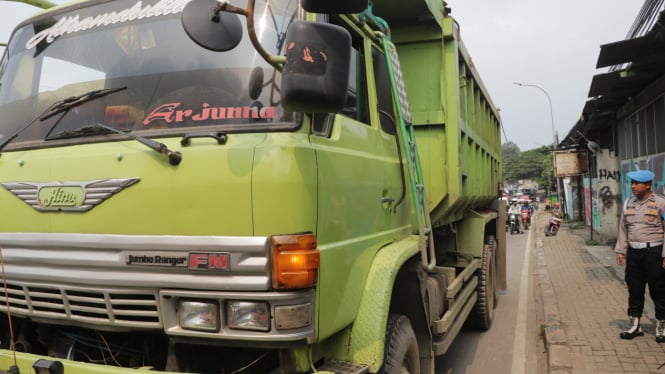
top-left (374, 1), bottom-right (502, 227)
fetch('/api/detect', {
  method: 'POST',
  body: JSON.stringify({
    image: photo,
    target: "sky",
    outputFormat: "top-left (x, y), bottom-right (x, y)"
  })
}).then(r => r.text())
top-left (448, 0), bottom-right (645, 151)
top-left (0, 0), bottom-right (648, 151)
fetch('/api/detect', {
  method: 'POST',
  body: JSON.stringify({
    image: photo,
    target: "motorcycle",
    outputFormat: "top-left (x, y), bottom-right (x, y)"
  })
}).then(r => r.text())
top-left (509, 213), bottom-right (521, 235)
top-left (521, 209), bottom-right (531, 230)
top-left (544, 212), bottom-right (562, 236)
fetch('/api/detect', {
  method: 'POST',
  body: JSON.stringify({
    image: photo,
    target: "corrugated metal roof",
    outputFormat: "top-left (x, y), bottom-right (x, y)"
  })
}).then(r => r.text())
top-left (561, 8), bottom-right (665, 147)
top-left (596, 35), bottom-right (665, 68)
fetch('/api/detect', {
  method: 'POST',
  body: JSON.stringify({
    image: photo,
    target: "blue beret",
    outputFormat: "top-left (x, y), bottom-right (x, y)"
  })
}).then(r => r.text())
top-left (627, 170), bottom-right (655, 183)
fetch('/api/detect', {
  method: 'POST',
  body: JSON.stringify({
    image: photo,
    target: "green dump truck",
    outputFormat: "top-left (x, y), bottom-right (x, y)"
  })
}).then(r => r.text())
top-left (0, 0), bottom-right (505, 372)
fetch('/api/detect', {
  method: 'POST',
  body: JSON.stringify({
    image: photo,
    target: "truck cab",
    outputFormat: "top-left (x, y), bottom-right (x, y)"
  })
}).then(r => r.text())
top-left (0, 0), bottom-right (504, 372)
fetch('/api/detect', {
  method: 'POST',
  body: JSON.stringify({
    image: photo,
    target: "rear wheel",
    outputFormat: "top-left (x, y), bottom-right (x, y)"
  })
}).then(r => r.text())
top-left (380, 314), bottom-right (420, 374)
top-left (466, 236), bottom-right (496, 330)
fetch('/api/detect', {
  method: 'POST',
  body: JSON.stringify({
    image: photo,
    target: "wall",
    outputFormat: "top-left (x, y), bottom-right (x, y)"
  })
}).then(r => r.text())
top-left (619, 153), bottom-right (665, 196)
top-left (594, 149), bottom-right (621, 241)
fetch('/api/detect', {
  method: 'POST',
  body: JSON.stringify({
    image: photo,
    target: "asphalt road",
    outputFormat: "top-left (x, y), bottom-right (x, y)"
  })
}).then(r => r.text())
top-left (435, 216), bottom-right (545, 373)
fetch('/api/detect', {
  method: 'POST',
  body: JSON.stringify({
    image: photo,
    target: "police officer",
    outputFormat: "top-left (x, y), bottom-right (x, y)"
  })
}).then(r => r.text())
top-left (615, 169), bottom-right (665, 342)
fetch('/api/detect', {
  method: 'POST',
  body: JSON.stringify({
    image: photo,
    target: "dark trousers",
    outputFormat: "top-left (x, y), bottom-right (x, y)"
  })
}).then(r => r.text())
top-left (625, 246), bottom-right (665, 320)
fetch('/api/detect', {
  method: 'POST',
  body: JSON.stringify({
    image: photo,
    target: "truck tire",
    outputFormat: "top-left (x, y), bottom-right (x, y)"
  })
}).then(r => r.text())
top-left (465, 237), bottom-right (496, 330)
top-left (380, 314), bottom-right (420, 374)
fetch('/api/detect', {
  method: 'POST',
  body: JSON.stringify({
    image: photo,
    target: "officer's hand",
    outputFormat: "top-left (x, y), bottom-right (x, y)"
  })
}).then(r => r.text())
top-left (662, 258), bottom-right (665, 269)
top-left (616, 253), bottom-right (625, 266)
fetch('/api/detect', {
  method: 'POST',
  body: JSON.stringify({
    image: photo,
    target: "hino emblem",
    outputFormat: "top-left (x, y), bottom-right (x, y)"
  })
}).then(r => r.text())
top-left (1, 178), bottom-right (140, 212)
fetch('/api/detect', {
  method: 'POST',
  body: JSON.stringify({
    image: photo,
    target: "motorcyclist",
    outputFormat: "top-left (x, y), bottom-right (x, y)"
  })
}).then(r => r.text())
top-left (520, 201), bottom-right (532, 228)
top-left (508, 200), bottom-right (522, 231)
top-left (521, 201), bottom-right (533, 214)
top-left (545, 210), bottom-right (561, 235)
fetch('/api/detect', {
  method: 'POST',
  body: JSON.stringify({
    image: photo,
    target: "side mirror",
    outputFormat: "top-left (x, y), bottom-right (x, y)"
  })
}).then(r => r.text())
top-left (300, 0), bottom-right (368, 14)
top-left (281, 21), bottom-right (351, 113)
top-left (181, 0), bottom-right (243, 52)
top-left (248, 67), bottom-right (265, 100)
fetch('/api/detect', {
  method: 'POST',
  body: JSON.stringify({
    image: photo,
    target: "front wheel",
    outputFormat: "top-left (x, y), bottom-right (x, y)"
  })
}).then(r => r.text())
top-left (380, 314), bottom-right (420, 374)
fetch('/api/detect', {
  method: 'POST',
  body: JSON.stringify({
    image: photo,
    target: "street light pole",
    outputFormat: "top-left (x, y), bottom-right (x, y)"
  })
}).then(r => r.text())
top-left (513, 82), bottom-right (564, 214)
top-left (513, 82), bottom-right (556, 149)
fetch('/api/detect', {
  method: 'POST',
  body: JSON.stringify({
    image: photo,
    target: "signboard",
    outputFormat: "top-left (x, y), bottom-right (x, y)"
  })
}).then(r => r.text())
top-left (554, 150), bottom-right (588, 177)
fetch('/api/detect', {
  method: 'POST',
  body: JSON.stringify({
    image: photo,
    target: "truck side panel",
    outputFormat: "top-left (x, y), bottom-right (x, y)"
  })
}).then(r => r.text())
top-left (389, 17), bottom-right (502, 228)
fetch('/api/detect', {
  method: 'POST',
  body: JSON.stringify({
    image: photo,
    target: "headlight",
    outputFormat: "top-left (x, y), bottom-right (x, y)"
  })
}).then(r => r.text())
top-left (226, 301), bottom-right (270, 331)
top-left (178, 300), bottom-right (220, 332)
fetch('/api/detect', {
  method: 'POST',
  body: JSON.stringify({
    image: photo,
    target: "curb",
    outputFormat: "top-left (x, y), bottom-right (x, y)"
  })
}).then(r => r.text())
top-left (533, 211), bottom-right (575, 373)
top-left (535, 242), bottom-right (573, 373)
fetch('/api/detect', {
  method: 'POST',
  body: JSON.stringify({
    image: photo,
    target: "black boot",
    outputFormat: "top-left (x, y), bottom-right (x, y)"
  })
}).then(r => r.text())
top-left (620, 316), bottom-right (644, 339)
top-left (656, 320), bottom-right (665, 343)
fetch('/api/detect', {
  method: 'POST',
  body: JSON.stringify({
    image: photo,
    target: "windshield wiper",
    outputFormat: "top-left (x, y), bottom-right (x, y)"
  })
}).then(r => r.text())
top-left (40, 87), bottom-right (127, 121)
top-left (49, 123), bottom-right (182, 166)
top-left (0, 87), bottom-right (128, 157)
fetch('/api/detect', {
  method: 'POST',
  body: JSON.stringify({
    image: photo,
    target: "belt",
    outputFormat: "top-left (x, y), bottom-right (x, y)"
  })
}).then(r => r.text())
top-left (628, 241), bottom-right (663, 249)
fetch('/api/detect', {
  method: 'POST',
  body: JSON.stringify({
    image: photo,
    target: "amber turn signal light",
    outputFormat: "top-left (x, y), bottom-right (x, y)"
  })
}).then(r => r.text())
top-left (272, 234), bottom-right (319, 289)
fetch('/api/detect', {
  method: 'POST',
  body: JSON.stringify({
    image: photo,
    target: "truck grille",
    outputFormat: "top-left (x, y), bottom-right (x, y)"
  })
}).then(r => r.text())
top-left (0, 282), bottom-right (161, 329)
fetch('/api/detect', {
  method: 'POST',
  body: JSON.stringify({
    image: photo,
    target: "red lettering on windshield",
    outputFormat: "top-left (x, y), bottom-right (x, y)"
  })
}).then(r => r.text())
top-left (144, 103), bottom-right (180, 124)
top-left (143, 102), bottom-right (276, 126)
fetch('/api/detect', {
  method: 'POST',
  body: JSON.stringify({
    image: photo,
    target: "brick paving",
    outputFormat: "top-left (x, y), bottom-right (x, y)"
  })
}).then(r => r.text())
top-left (535, 212), bottom-right (665, 373)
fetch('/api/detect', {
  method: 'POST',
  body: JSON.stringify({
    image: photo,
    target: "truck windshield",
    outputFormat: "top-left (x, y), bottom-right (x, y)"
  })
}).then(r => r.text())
top-left (0, 0), bottom-right (298, 148)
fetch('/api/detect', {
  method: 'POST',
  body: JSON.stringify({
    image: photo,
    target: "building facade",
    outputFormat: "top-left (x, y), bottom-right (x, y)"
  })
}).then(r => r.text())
top-left (561, 3), bottom-right (665, 243)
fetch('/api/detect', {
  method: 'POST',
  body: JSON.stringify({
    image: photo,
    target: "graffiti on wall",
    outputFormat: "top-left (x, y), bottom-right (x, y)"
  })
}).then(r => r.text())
top-left (598, 168), bottom-right (620, 181)
top-left (584, 178), bottom-right (601, 230)
top-left (619, 155), bottom-right (665, 198)
top-left (598, 185), bottom-right (618, 213)
top-left (594, 168), bottom-right (620, 214)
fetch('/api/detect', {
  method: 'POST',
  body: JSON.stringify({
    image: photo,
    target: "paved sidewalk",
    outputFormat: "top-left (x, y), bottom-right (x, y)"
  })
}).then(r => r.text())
top-left (535, 211), bottom-right (665, 373)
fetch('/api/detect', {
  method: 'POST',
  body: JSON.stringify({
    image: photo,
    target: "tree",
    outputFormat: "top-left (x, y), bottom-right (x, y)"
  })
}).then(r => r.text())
top-left (502, 144), bottom-right (551, 188)
top-left (541, 153), bottom-right (555, 194)
top-left (501, 142), bottom-right (520, 182)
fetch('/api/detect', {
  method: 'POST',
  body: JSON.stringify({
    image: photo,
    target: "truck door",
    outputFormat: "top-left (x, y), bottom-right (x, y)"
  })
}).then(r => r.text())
top-left (370, 45), bottom-right (409, 230)
top-left (311, 36), bottom-right (405, 245)
top-left (309, 32), bottom-right (406, 338)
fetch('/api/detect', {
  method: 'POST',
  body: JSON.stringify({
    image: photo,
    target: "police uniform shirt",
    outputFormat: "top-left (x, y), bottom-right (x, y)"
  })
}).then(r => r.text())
top-left (615, 193), bottom-right (665, 256)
